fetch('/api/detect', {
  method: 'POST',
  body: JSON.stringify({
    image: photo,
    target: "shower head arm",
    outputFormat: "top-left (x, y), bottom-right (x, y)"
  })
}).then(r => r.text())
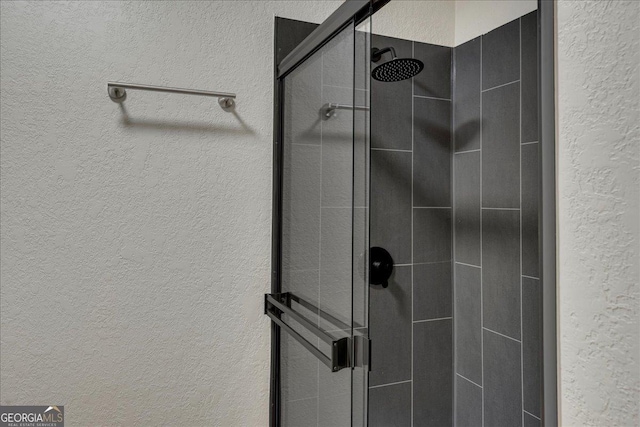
top-left (372, 46), bottom-right (397, 63)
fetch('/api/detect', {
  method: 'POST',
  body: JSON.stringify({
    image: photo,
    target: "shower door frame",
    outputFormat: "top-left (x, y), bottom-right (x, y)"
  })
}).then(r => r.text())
top-left (270, 1), bottom-right (389, 425)
top-left (269, 0), bottom-right (558, 425)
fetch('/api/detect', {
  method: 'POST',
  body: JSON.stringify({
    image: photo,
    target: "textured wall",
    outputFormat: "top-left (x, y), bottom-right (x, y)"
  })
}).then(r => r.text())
top-left (557, 1), bottom-right (639, 426)
top-left (0, 2), bottom-right (342, 426)
top-left (453, 1), bottom-right (537, 46)
top-left (373, 0), bottom-right (455, 46)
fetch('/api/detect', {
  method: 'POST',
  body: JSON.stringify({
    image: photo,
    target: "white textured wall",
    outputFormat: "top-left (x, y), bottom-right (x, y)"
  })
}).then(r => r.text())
top-left (373, 0), bottom-right (455, 46)
top-left (557, 1), bottom-right (640, 426)
top-left (3, 1), bottom-right (640, 426)
top-left (0, 2), bottom-right (341, 426)
top-left (454, 0), bottom-right (537, 45)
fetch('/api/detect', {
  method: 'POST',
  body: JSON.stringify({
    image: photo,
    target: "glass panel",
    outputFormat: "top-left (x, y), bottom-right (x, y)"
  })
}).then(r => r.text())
top-left (352, 14), bottom-right (372, 427)
top-left (279, 22), bottom-right (357, 427)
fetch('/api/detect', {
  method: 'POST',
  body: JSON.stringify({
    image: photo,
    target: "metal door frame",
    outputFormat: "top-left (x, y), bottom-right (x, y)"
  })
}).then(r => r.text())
top-left (270, 2), bottom-right (387, 426)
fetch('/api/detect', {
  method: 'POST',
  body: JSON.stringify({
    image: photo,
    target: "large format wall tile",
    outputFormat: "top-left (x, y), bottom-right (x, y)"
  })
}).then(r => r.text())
top-left (523, 277), bottom-right (542, 417)
top-left (414, 261), bottom-right (452, 321)
top-left (453, 38), bottom-right (481, 152)
top-left (322, 27), bottom-right (355, 90)
top-left (482, 19), bottom-right (520, 90)
top-left (482, 82), bottom-right (520, 208)
top-left (371, 35), bottom-right (413, 150)
top-left (414, 208), bottom-right (452, 263)
top-left (454, 151), bottom-right (481, 266)
top-left (281, 334), bottom-right (319, 402)
top-left (284, 53), bottom-right (323, 147)
top-left (371, 150), bottom-right (412, 264)
top-left (281, 269), bottom-right (319, 316)
top-left (414, 97), bottom-right (452, 207)
top-left (483, 329), bottom-right (522, 427)
top-left (522, 142), bottom-right (539, 277)
top-left (455, 375), bottom-right (482, 427)
top-left (482, 209), bottom-right (521, 340)
top-left (369, 266), bottom-right (412, 386)
top-left (521, 11), bottom-right (539, 143)
top-left (524, 412), bottom-right (541, 427)
top-left (319, 367), bottom-right (351, 427)
top-left (369, 382), bottom-right (412, 427)
top-left (321, 85), bottom-right (356, 208)
top-left (454, 263), bottom-right (482, 385)
top-left (282, 144), bottom-right (321, 272)
top-left (319, 207), bottom-right (352, 324)
top-left (414, 319), bottom-right (453, 426)
top-left (414, 42), bottom-right (452, 100)
top-left (282, 397), bottom-right (318, 427)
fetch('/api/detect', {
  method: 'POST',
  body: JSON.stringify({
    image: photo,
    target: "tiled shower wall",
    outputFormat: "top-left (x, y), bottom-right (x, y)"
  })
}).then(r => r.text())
top-left (368, 11), bottom-right (540, 427)
top-left (368, 34), bottom-right (454, 426)
top-left (276, 12), bottom-right (540, 427)
top-left (452, 11), bottom-right (541, 427)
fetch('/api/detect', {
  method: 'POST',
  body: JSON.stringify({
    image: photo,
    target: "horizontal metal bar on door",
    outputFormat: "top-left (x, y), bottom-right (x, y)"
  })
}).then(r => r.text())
top-left (265, 293), bottom-right (351, 372)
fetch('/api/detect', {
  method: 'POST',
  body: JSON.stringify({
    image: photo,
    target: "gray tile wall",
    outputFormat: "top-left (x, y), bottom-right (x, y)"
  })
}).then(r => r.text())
top-left (452, 11), bottom-right (541, 427)
top-left (368, 34), bottom-right (453, 426)
top-left (276, 12), bottom-right (541, 427)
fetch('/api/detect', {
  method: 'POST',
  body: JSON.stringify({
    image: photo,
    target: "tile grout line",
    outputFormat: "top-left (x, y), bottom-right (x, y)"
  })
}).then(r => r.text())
top-left (371, 147), bottom-right (412, 152)
top-left (322, 83), bottom-right (369, 92)
top-left (482, 207), bottom-right (520, 211)
top-left (522, 274), bottom-right (540, 281)
top-left (414, 206), bottom-right (452, 209)
top-left (369, 379), bottom-right (412, 389)
top-left (287, 396), bottom-right (320, 404)
top-left (456, 261), bottom-right (481, 269)
top-left (395, 260), bottom-right (452, 267)
top-left (520, 17), bottom-right (525, 427)
top-left (521, 140), bottom-right (539, 145)
top-left (411, 39), bottom-right (415, 427)
top-left (451, 44), bottom-right (458, 427)
top-left (480, 34), bottom-right (485, 427)
top-left (290, 142), bottom-right (322, 147)
top-left (413, 94), bottom-right (451, 101)
top-left (524, 410), bottom-right (541, 421)
top-left (454, 148), bottom-right (481, 154)
top-left (456, 373), bottom-right (483, 389)
top-left (483, 326), bottom-right (521, 343)
top-left (482, 79), bottom-right (520, 93)
top-left (413, 317), bottom-right (453, 323)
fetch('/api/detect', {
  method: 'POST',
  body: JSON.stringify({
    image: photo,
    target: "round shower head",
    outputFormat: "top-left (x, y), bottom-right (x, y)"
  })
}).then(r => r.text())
top-left (371, 57), bottom-right (424, 82)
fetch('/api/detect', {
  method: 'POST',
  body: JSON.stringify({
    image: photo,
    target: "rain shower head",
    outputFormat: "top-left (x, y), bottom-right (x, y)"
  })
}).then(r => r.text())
top-left (371, 47), bottom-right (424, 82)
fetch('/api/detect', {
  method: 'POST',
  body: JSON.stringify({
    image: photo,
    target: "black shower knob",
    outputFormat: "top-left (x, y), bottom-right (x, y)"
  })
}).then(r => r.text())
top-left (370, 246), bottom-right (394, 288)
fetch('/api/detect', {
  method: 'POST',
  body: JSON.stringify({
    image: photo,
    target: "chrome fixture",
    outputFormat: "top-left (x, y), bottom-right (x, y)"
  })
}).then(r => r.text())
top-left (107, 82), bottom-right (236, 110)
top-left (321, 102), bottom-right (370, 119)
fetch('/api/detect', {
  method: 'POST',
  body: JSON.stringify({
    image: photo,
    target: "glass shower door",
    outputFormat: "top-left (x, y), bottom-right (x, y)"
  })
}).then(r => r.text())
top-left (267, 16), bottom-right (371, 427)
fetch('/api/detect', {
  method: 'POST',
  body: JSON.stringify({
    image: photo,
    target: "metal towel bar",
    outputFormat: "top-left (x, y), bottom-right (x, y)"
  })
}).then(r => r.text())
top-left (107, 82), bottom-right (236, 110)
top-left (320, 102), bottom-right (370, 120)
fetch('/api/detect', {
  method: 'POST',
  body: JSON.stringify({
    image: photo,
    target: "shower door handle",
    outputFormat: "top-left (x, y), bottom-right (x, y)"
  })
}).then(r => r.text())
top-left (265, 292), bottom-right (357, 372)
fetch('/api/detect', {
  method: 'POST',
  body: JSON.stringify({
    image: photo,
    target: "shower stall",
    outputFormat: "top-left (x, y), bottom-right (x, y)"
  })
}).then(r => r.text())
top-left (266, 1), bottom-right (556, 425)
